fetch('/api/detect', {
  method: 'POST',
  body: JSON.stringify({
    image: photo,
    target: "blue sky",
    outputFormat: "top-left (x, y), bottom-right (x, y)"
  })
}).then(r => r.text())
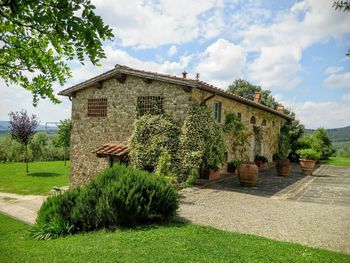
top-left (1, 0), bottom-right (350, 128)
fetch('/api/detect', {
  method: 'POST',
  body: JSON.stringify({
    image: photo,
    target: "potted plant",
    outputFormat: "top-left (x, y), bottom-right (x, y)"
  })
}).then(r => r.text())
top-left (273, 152), bottom-right (291, 177)
top-left (202, 164), bottom-right (220, 180)
top-left (254, 154), bottom-right (268, 168)
top-left (238, 162), bottom-right (258, 186)
top-left (227, 160), bottom-right (241, 173)
top-left (297, 148), bottom-right (320, 176)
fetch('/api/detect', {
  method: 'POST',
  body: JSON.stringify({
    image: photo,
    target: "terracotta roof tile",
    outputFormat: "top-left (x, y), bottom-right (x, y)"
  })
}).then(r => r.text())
top-left (93, 144), bottom-right (130, 158)
top-left (59, 64), bottom-right (292, 120)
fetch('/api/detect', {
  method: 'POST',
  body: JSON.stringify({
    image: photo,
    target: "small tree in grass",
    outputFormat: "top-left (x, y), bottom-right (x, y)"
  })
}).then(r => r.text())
top-left (54, 119), bottom-right (72, 166)
top-left (8, 110), bottom-right (38, 174)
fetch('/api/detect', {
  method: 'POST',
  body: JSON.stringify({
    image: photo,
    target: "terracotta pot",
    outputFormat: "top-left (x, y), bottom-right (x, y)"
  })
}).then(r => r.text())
top-left (227, 164), bottom-right (236, 173)
top-left (299, 159), bottom-right (316, 176)
top-left (275, 159), bottom-right (291, 177)
top-left (238, 163), bottom-right (258, 187)
top-left (202, 169), bottom-right (220, 180)
top-left (254, 160), bottom-right (263, 167)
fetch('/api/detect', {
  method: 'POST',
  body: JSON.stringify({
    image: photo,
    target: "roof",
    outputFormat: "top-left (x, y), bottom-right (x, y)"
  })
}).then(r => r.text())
top-left (92, 144), bottom-right (130, 158)
top-left (59, 64), bottom-right (292, 120)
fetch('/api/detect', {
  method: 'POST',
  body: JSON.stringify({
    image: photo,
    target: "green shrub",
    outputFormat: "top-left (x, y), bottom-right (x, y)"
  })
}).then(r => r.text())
top-left (176, 104), bottom-right (226, 181)
top-left (31, 164), bottom-right (178, 239)
top-left (129, 114), bottom-right (180, 172)
top-left (297, 148), bottom-right (321, 160)
top-left (296, 128), bottom-right (334, 160)
top-left (155, 150), bottom-right (172, 176)
top-left (255, 154), bottom-right (268, 163)
top-left (32, 188), bottom-right (81, 239)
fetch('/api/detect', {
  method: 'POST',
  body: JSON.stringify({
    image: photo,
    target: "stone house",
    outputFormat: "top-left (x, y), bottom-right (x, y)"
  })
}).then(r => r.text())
top-left (59, 64), bottom-right (292, 186)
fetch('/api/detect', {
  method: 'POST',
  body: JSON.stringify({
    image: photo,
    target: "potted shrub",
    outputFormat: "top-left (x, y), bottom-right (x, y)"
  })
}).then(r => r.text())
top-left (202, 164), bottom-right (220, 180)
top-left (227, 160), bottom-right (241, 173)
top-left (254, 154), bottom-right (268, 168)
top-left (238, 162), bottom-right (258, 186)
top-left (297, 148), bottom-right (320, 176)
top-left (273, 152), bottom-right (291, 177)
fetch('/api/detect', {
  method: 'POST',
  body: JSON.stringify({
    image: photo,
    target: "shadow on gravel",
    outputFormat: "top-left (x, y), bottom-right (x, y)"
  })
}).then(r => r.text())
top-left (204, 163), bottom-right (318, 198)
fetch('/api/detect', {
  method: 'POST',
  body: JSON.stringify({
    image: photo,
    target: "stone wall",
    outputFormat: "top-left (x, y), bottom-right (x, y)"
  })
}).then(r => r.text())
top-left (192, 89), bottom-right (286, 162)
top-left (70, 73), bottom-right (287, 186)
top-left (70, 75), bottom-right (192, 186)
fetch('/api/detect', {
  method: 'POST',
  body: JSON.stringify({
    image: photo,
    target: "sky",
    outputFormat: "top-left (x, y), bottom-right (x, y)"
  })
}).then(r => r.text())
top-left (1, 0), bottom-right (350, 129)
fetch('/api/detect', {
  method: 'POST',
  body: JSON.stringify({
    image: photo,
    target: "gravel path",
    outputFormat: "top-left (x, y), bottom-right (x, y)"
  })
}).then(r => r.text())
top-left (0, 192), bottom-right (46, 224)
top-left (179, 186), bottom-right (350, 254)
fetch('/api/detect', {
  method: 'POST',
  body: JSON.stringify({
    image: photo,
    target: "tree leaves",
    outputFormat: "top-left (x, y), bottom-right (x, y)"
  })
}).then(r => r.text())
top-left (0, 0), bottom-right (114, 105)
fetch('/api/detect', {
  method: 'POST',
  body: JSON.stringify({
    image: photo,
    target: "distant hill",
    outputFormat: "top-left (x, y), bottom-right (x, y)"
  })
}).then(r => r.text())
top-left (305, 126), bottom-right (350, 142)
top-left (0, 121), bottom-right (58, 132)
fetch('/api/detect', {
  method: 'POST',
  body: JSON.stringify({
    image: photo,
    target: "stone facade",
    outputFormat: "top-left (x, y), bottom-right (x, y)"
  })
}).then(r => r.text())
top-left (192, 89), bottom-right (286, 163)
top-left (70, 75), bottom-right (192, 186)
top-left (64, 66), bottom-right (289, 186)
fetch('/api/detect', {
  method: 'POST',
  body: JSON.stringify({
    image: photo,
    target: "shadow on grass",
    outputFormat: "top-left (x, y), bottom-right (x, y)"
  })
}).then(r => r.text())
top-left (29, 172), bottom-right (60, 178)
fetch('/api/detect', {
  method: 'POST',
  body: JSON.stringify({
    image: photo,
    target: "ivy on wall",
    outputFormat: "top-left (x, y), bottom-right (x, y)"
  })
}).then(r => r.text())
top-left (129, 114), bottom-right (180, 172)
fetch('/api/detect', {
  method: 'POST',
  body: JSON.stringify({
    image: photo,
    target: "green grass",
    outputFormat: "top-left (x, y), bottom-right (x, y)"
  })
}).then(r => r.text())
top-left (0, 214), bottom-right (348, 263)
top-left (0, 161), bottom-right (69, 195)
top-left (320, 157), bottom-right (350, 167)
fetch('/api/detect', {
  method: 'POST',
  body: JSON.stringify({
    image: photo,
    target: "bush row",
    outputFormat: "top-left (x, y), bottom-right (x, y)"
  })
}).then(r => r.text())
top-left (31, 164), bottom-right (178, 239)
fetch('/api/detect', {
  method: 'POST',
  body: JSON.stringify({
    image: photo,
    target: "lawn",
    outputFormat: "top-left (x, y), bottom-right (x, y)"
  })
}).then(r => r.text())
top-left (0, 161), bottom-right (69, 195)
top-left (0, 214), bottom-right (348, 263)
top-left (320, 157), bottom-right (350, 167)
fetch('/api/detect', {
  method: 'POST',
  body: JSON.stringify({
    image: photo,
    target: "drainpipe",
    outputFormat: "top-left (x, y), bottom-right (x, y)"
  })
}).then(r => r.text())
top-left (202, 93), bottom-right (216, 105)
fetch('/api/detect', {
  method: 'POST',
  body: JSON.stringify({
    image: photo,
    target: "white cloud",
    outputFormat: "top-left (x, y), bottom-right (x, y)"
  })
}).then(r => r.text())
top-left (195, 38), bottom-right (246, 87)
top-left (283, 100), bottom-right (350, 129)
top-left (93, 0), bottom-right (220, 48)
top-left (168, 45), bottom-right (177, 57)
top-left (248, 45), bottom-right (302, 89)
top-left (342, 93), bottom-right (350, 102)
top-left (242, 0), bottom-right (350, 90)
top-left (325, 66), bottom-right (343, 75)
top-left (324, 71), bottom-right (350, 88)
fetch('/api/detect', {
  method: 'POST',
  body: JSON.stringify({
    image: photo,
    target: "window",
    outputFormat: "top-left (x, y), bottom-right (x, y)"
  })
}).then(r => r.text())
top-left (272, 121), bottom-right (275, 127)
top-left (87, 98), bottom-right (107, 117)
top-left (250, 116), bottom-right (256, 124)
top-left (137, 96), bottom-right (164, 116)
top-left (262, 119), bottom-right (267, 126)
top-left (213, 101), bottom-right (222, 123)
top-left (237, 112), bottom-right (241, 121)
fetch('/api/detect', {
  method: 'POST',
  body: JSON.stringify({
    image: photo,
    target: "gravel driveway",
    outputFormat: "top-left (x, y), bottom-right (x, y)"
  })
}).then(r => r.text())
top-left (179, 164), bottom-right (350, 254)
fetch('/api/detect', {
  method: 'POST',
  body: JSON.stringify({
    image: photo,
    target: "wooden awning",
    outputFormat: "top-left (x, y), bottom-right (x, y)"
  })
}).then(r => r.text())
top-left (93, 144), bottom-right (130, 158)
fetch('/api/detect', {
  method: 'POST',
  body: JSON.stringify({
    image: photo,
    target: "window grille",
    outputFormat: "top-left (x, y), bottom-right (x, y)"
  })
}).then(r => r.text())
top-left (87, 98), bottom-right (107, 117)
top-left (137, 96), bottom-right (164, 116)
top-left (237, 112), bottom-right (241, 120)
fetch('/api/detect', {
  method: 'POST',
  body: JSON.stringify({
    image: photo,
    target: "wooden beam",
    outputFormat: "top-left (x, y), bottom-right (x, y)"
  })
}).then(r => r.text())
top-left (142, 77), bottom-right (152, 84)
top-left (181, 85), bottom-right (192, 93)
top-left (92, 81), bottom-right (103, 89)
top-left (115, 72), bottom-right (126, 83)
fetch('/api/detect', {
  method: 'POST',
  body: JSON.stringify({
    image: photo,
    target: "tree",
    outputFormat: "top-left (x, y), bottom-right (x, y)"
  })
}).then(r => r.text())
top-left (333, 1), bottom-right (350, 56)
top-left (297, 128), bottom-right (335, 160)
top-left (0, 0), bottom-right (114, 105)
top-left (8, 110), bottom-right (38, 173)
top-left (54, 119), bottom-right (71, 166)
top-left (227, 79), bottom-right (279, 109)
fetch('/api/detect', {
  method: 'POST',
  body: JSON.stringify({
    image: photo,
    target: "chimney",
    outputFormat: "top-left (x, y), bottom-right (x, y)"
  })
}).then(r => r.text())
top-left (254, 92), bottom-right (261, 103)
top-left (277, 104), bottom-right (284, 112)
top-left (182, 70), bottom-right (187, 79)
